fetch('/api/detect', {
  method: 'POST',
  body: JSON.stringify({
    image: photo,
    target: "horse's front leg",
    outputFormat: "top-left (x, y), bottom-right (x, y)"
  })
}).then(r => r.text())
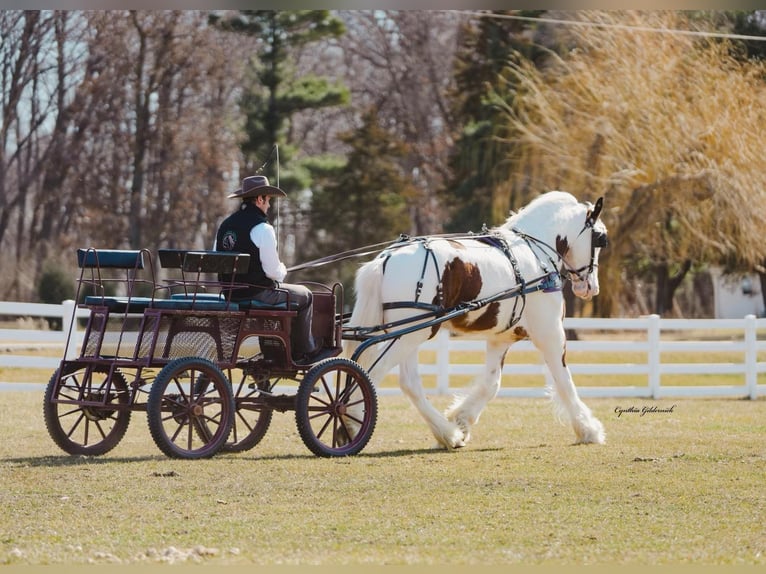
top-left (399, 352), bottom-right (466, 449)
top-left (527, 312), bottom-right (605, 444)
top-left (445, 340), bottom-right (508, 444)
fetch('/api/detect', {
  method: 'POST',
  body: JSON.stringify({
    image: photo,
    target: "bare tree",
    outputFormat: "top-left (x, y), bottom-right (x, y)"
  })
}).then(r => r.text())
top-left (65, 11), bottom-right (245, 252)
top-left (335, 10), bottom-right (465, 235)
top-left (0, 11), bottom-right (92, 298)
top-left (0, 10), bottom-right (247, 300)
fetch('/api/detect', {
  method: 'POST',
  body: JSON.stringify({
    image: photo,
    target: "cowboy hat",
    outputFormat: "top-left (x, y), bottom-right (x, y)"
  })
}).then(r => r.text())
top-left (227, 175), bottom-right (287, 199)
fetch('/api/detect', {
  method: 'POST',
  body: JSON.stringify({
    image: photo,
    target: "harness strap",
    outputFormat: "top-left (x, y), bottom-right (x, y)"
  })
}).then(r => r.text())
top-left (381, 238), bottom-right (443, 305)
top-left (382, 301), bottom-right (443, 314)
top-left (488, 233), bottom-right (527, 330)
top-left (372, 271), bottom-right (562, 333)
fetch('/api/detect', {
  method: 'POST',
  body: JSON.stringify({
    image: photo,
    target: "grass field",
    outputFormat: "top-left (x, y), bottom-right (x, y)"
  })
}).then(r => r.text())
top-left (0, 390), bottom-right (763, 566)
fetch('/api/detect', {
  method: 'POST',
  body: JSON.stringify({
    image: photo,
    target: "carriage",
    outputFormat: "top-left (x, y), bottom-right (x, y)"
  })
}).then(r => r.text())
top-left (44, 191), bottom-right (609, 458)
top-left (43, 247), bottom-right (378, 459)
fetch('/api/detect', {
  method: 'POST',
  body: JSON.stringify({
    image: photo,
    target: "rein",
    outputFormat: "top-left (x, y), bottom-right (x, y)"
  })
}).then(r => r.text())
top-left (290, 210), bottom-right (605, 331)
top-left (286, 232), bottom-right (482, 273)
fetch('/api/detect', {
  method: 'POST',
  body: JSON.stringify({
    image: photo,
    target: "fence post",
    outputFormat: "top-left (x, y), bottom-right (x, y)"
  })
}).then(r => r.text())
top-left (436, 329), bottom-right (450, 394)
top-left (62, 299), bottom-right (78, 360)
top-left (647, 314), bottom-right (661, 399)
top-left (745, 314), bottom-right (757, 400)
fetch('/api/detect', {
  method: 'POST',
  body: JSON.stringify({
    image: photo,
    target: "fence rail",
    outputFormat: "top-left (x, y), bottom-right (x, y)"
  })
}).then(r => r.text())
top-left (1, 300), bottom-right (764, 399)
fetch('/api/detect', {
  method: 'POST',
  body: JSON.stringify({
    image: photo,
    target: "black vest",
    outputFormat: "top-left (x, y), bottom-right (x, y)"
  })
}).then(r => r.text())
top-left (215, 203), bottom-right (275, 299)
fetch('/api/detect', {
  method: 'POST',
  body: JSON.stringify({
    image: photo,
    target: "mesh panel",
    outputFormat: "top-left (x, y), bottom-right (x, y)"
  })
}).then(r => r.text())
top-left (82, 311), bottom-right (108, 357)
top-left (137, 313), bottom-right (162, 359)
top-left (158, 315), bottom-right (242, 362)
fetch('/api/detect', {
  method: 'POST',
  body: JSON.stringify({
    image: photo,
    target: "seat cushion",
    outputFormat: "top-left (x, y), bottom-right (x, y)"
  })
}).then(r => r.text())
top-left (170, 293), bottom-right (225, 301)
top-left (152, 298), bottom-right (238, 311)
top-left (236, 299), bottom-right (290, 311)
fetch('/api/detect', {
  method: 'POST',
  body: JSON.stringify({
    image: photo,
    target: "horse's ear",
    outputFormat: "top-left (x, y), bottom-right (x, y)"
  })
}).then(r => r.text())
top-left (588, 196), bottom-right (604, 224)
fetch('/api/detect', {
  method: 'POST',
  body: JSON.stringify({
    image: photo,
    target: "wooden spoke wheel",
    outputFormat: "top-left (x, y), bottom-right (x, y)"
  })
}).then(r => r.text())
top-left (146, 357), bottom-right (234, 459)
top-left (295, 358), bottom-right (377, 457)
top-left (43, 365), bottom-right (131, 456)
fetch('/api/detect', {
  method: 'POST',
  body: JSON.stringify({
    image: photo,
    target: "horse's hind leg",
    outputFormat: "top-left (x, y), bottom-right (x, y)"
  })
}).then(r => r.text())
top-left (445, 340), bottom-right (507, 444)
top-left (399, 351), bottom-right (466, 450)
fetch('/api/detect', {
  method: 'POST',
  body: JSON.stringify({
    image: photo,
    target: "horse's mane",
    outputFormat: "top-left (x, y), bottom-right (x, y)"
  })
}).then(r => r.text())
top-left (502, 191), bottom-right (579, 230)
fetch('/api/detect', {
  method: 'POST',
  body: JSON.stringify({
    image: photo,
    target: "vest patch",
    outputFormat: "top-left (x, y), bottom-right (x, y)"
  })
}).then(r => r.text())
top-left (221, 231), bottom-right (237, 251)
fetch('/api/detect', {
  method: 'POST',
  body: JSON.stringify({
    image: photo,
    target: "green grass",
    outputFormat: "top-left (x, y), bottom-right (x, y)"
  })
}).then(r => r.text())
top-left (0, 391), bottom-right (764, 565)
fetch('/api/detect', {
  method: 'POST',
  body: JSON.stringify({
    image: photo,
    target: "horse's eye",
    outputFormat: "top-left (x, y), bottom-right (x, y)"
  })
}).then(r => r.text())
top-left (593, 232), bottom-right (608, 248)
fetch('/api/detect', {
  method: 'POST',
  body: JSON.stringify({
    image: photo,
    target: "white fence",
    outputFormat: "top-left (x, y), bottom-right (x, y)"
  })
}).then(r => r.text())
top-left (1, 300), bottom-right (764, 399)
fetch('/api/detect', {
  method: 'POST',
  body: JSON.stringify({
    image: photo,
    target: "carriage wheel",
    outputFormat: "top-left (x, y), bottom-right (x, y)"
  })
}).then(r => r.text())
top-left (295, 357), bottom-right (377, 457)
top-left (43, 365), bottom-right (131, 456)
top-left (146, 357), bottom-right (234, 459)
top-left (194, 369), bottom-right (273, 453)
top-left (226, 370), bottom-right (274, 452)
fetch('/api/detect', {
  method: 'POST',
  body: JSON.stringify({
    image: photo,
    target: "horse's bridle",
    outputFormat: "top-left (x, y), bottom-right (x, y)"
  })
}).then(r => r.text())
top-left (514, 197), bottom-right (608, 285)
top-left (560, 197), bottom-right (608, 284)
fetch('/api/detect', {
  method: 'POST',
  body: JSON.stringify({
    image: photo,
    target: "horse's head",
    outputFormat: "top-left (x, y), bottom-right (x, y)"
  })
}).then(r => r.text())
top-left (557, 196), bottom-right (608, 300)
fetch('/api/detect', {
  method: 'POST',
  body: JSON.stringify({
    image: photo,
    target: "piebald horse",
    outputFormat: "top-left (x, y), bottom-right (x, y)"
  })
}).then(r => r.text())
top-left (343, 191), bottom-right (608, 449)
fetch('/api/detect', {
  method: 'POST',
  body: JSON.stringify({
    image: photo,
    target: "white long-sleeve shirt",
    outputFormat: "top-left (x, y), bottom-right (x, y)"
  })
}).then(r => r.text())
top-left (250, 222), bottom-right (287, 282)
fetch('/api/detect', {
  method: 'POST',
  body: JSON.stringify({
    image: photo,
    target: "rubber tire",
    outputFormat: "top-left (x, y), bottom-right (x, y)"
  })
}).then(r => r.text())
top-left (295, 357), bottom-right (377, 457)
top-left (146, 357), bottom-right (234, 459)
top-left (43, 365), bottom-right (131, 456)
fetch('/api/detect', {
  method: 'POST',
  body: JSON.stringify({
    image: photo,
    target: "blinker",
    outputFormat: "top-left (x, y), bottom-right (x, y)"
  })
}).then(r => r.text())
top-left (592, 231), bottom-right (608, 249)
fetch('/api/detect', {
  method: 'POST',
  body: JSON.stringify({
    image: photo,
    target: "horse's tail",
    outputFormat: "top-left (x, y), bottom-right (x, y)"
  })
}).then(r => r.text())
top-left (343, 256), bottom-right (385, 371)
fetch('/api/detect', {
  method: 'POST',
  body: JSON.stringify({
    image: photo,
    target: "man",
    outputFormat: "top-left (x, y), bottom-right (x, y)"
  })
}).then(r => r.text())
top-left (215, 175), bottom-right (320, 364)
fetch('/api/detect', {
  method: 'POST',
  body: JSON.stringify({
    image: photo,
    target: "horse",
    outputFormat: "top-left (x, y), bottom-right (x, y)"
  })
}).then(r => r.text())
top-left (343, 191), bottom-right (608, 449)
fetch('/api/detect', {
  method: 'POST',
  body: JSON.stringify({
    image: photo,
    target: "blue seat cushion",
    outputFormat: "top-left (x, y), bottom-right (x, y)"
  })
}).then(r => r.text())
top-left (83, 296), bottom-right (154, 313)
top-left (152, 298), bottom-right (238, 311)
top-left (170, 293), bottom-right (225, 301)
top-left (236, 299), bottom-right (290, 311)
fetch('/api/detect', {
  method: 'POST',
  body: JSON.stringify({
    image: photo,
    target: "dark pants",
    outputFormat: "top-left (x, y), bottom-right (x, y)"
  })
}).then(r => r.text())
top-left (251, 284), bottom-right (317, 357)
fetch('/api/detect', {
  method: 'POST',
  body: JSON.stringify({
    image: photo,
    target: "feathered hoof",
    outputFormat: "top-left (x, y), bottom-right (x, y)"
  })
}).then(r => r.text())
top-left (574, 417), bottom-right (606, 444)
top-left (433, 425), bottom-right (466, 450)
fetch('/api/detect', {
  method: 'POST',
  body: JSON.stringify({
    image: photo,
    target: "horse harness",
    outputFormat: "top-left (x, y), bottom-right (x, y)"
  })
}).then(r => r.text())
top-left (379, 230), bottom-right (565, 332)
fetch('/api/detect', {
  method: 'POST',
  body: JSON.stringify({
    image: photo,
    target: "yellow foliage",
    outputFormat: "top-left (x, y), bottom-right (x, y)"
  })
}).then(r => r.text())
top-left (501, 11), bottom-right (766, 267)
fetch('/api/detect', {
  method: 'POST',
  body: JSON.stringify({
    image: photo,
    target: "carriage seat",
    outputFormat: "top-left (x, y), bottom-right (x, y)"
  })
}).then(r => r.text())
top-left (78, 248), bottom-right (153, 313)
top-left (77, 248), bottom-right (145, 269)
top-left (170, 294), bottom-right (292, 311)
top-left (152, 297), bottom-right (238, 312)
top-left (83, 296), bottom-right (155, 313)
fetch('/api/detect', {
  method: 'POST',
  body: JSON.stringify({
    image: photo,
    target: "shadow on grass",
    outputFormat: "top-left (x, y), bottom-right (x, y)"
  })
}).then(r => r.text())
top-left (2, 454), bottom-right (168, 467)
top-left (3, 446), bottom-right (507, 467)
top-left (226, 445), bottom-right (506, 462)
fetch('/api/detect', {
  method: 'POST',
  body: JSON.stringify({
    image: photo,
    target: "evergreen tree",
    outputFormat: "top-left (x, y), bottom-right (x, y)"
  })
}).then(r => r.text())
top-left (443, 11), bottom-right (549, 232)
top-left (209, 10), bottom-right (348, 190)
top-left (299, 108), bottom-right (415, 292)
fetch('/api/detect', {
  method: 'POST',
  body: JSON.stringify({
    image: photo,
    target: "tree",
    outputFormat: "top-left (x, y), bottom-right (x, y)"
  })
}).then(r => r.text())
top-left (299, 107), bottom-right (414, 292)
top-left (337, 11), bottom-right (462, 236)
top-left (499, 11), bottom-right (766, 316)
top-left (209, 10), bottom-right (349, 264)
top-left (0, 11), bottom-right (245, 299)
top-left (443, 11), bottom-right (549, 233)
top-left (207, 12), bottom-right (346, 179)
top-left (0, 11), bottom-right (93, 298)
